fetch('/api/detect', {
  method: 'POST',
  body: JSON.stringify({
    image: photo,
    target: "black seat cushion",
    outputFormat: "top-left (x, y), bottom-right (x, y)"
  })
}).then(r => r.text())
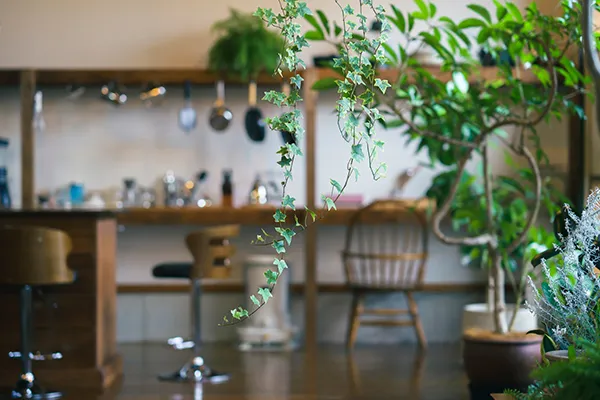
top-left (152, 263), bottom-right (192, 279)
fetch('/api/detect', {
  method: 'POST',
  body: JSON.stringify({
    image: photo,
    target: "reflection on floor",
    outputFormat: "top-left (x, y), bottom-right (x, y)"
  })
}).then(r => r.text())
top-left (39, 343), bottom-right (469, 399)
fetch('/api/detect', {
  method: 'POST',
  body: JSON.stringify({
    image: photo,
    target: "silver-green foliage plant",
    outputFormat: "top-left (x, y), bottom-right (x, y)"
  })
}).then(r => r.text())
top-left (221, 0), bottom-right (589, 334)
top-left (528, 188), bottom-right (600, 350)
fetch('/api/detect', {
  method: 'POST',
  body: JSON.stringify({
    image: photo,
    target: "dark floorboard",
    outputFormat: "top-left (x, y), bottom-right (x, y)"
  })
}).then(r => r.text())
top-left (7, 343), bottom-right (470, 400)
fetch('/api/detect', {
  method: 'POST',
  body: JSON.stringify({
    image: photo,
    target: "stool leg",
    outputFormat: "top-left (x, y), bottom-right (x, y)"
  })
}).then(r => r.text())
top-left (11, 285), bottom-right (61, 399)
top-left (157, 279), bottom-right (229, 383)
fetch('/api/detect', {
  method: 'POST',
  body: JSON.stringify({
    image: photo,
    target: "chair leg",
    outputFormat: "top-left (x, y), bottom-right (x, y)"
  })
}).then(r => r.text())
top-left (11, 285), bottom-right (62, 399)
top-left (346, 291), bottom-right (363, 351)
top-left (406, 292), bottom-right (427, 350)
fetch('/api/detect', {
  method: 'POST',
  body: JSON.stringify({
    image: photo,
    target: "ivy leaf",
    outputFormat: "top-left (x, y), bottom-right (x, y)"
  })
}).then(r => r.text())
top-left (250, 295), bottom-right (260, 306)
top-left (272, 240), bottom-right (286, 254)
top-left (276, 227), bottom-right (296, 245)
top-left (273, 258), bottom-right (289, 274)
top-left (343, 5), bottom-right (355, 15)
top-left (290, 74), bottom-right (304, 90)
top-left (374, 78), bottom-right (392, 94)
top-left (282, 195), bottom-right (296, 210)
top-left (305, 206), bottom-right (317, 222)
top-left (322, 195), bottom-right (337, 210)
top-left (351, 144), bottom-right (365, 162)
top-left (273, 209), bottom-right (287, 223)
top-left (330, 179), bottom-right (343, 193)
top-left (231, 307), bottom-right (249, 320)
top-left (258, 287), bottom-right (273, 304)
top-left (297, 2), bottom-right (311, 18)
top-left (294, 214), bottom-right (303, 228)
top-left (264, 269), bottom-right (279, 285)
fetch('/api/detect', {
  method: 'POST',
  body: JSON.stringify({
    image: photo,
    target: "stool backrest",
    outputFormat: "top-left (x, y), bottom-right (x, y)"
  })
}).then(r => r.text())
top-left (186, 225), bottom-right (240, 279)
top-left (0, 225), bottom-right (74, 286)
top-left (342, 200), bottom-right (429, 289)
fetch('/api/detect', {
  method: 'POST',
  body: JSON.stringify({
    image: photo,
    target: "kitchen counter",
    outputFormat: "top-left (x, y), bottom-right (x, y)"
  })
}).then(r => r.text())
top-left (0, 210), bottom-right (121, 390)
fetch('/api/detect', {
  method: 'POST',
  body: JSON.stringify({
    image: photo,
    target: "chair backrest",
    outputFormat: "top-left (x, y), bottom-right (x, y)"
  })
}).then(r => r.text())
top-left (185, 225), bottom-right (240, 279)
top-left (0, 225), bottom-right (74, 286)
top-left (342, 200), bottom-right (429, 289)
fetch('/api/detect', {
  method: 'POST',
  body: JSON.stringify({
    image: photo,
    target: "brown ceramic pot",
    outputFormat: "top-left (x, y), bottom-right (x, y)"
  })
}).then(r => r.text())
top-left (463, 329), bottom-right (543, 400)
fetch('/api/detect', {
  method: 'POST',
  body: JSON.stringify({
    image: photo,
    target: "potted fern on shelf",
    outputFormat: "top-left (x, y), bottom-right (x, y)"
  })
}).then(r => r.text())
top-left (219, 0), bottom-right (589, 398)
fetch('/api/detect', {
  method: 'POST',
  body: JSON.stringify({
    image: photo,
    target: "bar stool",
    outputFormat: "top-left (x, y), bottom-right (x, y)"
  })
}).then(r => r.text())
top-left (152, 225), bottom-right (240, 383)
top-left (0, 226), bottom-right (75, 399)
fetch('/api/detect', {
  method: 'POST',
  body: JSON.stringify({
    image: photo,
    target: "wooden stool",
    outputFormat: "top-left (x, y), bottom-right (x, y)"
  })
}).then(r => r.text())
top-left (151, 225), bottom-right (239, 383)
top-left (0, 226), bottom-right (74, 399)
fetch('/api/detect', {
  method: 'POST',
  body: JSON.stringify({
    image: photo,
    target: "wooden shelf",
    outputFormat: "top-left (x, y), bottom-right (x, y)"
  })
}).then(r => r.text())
top-left (117, 281), bottom-right (491, 294)
top-left (0, 66), bottom-right (540, 87)
top-left (314, 65), bottom-right (539, 84)
top-left (0, 69), bottom-right (294, 87)
top-left (115, 199), bottom-right (434, 226)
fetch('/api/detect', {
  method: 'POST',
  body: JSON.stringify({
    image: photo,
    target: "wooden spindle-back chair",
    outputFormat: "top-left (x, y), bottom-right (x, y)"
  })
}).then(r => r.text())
top-left (342, 200), bottom-right (429, 349)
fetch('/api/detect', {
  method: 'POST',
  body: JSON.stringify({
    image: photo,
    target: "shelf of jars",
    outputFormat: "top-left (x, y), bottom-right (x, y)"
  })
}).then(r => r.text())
top-left (115, 198), bottom-right (434, 226)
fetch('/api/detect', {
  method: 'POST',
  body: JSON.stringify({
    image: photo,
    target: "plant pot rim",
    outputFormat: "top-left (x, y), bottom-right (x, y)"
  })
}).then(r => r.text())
top-left (463, 328), bottom-right (543, 344)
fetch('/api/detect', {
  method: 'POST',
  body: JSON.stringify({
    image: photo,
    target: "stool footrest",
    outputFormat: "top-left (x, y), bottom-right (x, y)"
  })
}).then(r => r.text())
top-left (8, 351), bottom-right (63, 361)
top-left (166, 337), bottom-right (195, 350)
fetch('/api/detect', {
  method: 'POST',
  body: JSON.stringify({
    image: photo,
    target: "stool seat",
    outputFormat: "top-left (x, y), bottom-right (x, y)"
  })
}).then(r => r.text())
top-left (152, 263), bottom-right (192, 279)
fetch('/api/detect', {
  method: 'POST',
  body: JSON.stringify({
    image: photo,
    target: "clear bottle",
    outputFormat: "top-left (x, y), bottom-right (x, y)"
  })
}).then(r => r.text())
top-left (0, 167), bottom-right (11, 209)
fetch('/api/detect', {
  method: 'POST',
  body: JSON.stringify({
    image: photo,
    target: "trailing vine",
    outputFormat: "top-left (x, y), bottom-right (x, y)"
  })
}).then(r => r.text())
top-left (220, 0), bottom-right (390, 325)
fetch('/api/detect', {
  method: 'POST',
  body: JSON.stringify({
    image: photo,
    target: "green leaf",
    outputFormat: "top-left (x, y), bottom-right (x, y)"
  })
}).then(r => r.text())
top-left (272, 240), bottom-right (286, 254)
top-left (264, 269), bottom-right (279, 285)
top-left (374, 78), bottom-right (391, 94)
top-left (413, 0), bottom-right (429, 19)
top-left (452, 71), bottom-right (469, 94)
top-left (343, 5), bottom-right (354, 15)
top-left (304, 14), bottom-right (323, 34)
top-left (505, 2), bottom-right (523, 21)
top-left (250, 295), bottom-right (260, 306)
top-left (282, 195), bottom-right (296, 210)
top-left (273, 209), bottom-right (286, 223)
top-left (351, 144), bottom-right (365, 162)
top-left (322, 195), bottom-right (337, 210)
top-left (330, 179), bottom-right (343, 193)
top-left (316, 10), bottom-right (330, 35)
top-left (389, 5), bottom-right (406, 32)
top-left (273, 258), bottom-right (288, 274)
top-left (467, 4), bottom-right (492, 23)
top-left (312, 77), bottom-right (338, 90)
top-left (258, 287), bottom-right (273, 303)
top-left (305, 30), bottom-right (325, 41)
top-left (305, 206), bottom-right (317, 222)
top-left (458, 18), bottom-right (486, 29)
top-left (275, 227), bottom-right (296, 245)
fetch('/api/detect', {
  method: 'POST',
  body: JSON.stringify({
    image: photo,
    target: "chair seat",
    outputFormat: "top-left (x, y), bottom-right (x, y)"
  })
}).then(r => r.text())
top-left (152, 263), bottom-right (192, 279)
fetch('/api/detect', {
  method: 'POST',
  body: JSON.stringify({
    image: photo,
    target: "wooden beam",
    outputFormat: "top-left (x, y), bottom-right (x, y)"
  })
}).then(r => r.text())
top-left (116, 282), bottom-right (492, 294)
top-left (20, 70), bottom-right (36, 209)
top-left (304, 68), bottom-right (318, 354)
top-left (0, 69), bottom-right (294, 87)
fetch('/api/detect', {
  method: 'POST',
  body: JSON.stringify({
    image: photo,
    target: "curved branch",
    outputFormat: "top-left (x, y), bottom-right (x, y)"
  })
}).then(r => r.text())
top-left (431, 150), bottom-right (494, 247)
top-left (506, 146), bottom-right (542, 254)
top-left (583, 0), bottom-right (600, 80)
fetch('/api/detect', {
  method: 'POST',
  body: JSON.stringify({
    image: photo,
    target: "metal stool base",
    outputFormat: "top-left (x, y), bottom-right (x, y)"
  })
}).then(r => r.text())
top-left (158, 356), bottom-right (229, 383)
top-left (5, 383), bottom-right (61, 400)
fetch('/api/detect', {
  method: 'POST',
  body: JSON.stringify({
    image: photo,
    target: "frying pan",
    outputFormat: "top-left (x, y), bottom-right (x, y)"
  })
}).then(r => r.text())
top-left (244, 81), bottom-right (266, 142)
top-left (209, 80), bottom-right (233, 132)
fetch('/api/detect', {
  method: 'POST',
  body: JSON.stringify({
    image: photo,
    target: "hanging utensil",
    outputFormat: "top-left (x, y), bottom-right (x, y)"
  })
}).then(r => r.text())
top-left (178, 81), bottom-right (197, 134)
top-left (140, 82), bottom-right (166, 107)
top-left (244, 80), bottom-right (266, 142)
top-left (209, 80), bottom-right (233, 132)
top-left (279, 82), bottom-right (297, 145)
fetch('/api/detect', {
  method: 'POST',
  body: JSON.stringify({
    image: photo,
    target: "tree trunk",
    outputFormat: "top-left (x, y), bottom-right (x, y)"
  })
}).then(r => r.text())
top-left (491, 250), bottom-right (508, 334)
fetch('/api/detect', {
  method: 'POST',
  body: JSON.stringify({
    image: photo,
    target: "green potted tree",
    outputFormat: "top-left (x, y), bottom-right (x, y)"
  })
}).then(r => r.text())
top-left (222, 0), bottom-right (588, 398)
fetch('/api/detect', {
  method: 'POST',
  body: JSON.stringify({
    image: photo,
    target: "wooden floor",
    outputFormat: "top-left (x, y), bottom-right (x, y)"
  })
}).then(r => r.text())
top-left (11, 343), bottom-right (469, 400)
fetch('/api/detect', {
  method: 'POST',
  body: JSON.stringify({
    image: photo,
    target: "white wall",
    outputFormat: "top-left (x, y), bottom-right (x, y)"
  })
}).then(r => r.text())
top-left (0, 0), bottom-right (570, 344)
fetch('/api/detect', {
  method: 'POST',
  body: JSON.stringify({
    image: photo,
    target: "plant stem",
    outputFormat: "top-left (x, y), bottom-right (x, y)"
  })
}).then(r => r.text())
top-left (491, 248), bottom-right (508, 334)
